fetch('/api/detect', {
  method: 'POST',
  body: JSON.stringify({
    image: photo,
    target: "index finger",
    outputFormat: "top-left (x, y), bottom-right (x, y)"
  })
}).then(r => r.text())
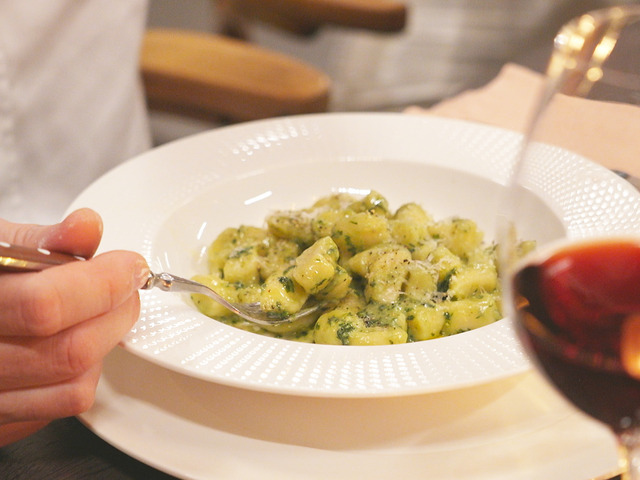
top-left (0, 208), bottom-right (103, 259)
top-left (0, 251), bottom-right (149, 336)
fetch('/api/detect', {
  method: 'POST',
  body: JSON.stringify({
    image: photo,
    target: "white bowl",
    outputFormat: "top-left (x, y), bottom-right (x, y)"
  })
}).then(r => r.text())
top-left (68, 113), bottom-right (640, 397)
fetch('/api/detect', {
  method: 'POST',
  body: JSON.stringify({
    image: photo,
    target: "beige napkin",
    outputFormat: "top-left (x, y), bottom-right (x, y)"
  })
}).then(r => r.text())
top-left (406, 63), bottom-right (640, 177)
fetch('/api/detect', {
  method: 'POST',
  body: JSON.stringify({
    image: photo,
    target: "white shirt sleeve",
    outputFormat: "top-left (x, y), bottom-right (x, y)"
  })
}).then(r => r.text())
top-left (0, 0), bottom-right (151, 224)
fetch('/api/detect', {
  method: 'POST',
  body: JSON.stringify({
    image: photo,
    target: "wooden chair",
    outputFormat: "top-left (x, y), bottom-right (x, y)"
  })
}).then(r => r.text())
top-left (140, 0), bottom-right (407, 124)
top-left (216, 0), bottom-right (408, 37)
top-left (141, 29), bottom-right (331, 123)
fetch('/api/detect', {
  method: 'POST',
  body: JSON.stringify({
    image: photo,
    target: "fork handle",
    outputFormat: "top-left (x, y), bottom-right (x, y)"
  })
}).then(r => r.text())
top-left (0, 242), bottom-right (82, 272)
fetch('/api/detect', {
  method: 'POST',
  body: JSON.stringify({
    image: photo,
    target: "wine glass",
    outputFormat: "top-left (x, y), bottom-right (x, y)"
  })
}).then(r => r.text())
top-left (499, 6), bottom-right (640, 480)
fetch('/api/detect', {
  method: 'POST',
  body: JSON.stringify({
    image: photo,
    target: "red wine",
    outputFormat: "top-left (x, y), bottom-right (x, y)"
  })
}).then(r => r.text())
top-left (513, 238), bottom-right (640, 433)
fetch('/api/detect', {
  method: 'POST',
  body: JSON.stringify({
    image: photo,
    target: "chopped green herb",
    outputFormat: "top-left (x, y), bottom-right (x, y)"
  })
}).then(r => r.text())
top-left (278, 276), bottom-right (295, 292)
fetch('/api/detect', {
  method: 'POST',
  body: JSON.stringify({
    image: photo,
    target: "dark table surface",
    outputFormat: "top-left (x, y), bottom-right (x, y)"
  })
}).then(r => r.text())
top-left (0, 417), bottom-right (178, 480)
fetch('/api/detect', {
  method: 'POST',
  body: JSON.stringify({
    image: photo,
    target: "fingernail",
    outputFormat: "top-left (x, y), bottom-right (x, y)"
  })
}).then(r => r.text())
top-left (134, 259), bottom-right (151, 289)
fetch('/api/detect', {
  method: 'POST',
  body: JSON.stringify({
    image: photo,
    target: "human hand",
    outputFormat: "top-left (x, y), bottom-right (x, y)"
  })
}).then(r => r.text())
top-left (0, 209), bottom-right (149, 445)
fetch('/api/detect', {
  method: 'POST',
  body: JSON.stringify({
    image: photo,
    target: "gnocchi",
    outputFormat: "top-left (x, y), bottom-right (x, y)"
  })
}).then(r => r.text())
top-left (192, 191), bottom-right (521, 345)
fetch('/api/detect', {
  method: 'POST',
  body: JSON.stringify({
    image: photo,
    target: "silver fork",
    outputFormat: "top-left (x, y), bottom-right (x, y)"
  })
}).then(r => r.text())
top-left (142, 270), bottom-right (319, 326)
top-left (0, 242), bottom-right (319, 326)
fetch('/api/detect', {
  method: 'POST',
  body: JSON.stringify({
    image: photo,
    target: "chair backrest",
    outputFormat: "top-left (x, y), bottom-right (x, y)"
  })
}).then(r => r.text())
top-left (141, 29), bottom-right (331, 123)
top-left (217, 0), bottom-right (408, 37)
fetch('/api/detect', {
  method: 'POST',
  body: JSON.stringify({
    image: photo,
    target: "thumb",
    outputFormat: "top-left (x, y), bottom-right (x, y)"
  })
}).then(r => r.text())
top-left (0, 208), bottom-right (103, 259)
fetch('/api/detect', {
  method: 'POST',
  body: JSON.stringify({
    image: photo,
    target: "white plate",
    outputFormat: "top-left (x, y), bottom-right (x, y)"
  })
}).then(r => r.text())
top-left (80, 347), bottom-right (619, 480)
top-left (68, 113), bottom-right (640, 397)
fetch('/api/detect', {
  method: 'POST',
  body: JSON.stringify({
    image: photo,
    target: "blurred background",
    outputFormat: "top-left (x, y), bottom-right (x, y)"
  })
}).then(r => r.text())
top-left (146, 0), bottom-right (639, 142)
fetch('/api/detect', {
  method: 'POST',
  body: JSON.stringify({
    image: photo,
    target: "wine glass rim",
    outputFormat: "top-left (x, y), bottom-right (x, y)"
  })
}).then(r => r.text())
top-left (512, 236), bottom-right (640, 270)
